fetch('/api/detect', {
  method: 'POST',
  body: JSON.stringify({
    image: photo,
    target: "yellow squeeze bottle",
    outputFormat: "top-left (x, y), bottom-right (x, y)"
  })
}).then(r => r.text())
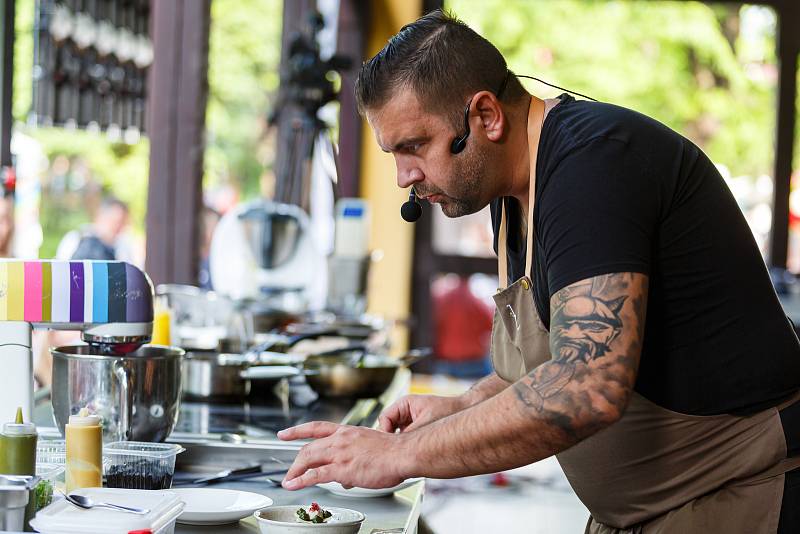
top-left (65, 408), bottom-right (103, 492)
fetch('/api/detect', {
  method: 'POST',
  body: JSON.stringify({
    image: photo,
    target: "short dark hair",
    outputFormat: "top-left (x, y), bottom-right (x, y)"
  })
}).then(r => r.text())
top-left (355, 9), bottom-right (525, 128)
top-left (100, 196), bottom-right (128, 214)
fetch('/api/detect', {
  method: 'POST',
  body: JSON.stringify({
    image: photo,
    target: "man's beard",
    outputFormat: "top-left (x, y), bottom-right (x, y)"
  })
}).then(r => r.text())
top-left (419, 145), bottom-right (488, 218)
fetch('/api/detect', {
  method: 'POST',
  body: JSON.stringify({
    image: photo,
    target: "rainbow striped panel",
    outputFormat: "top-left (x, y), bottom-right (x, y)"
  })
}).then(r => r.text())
top-left (7, 262), bottom-right (23, 321)
top-left (23, 262), bottom-right (42, 322)
top-left (0, 260), bottom-right (153, 325)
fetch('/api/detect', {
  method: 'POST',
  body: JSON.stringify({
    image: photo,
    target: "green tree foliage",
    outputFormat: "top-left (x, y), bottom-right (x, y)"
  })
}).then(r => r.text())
top-left (448, 0), bottom-right (787, 178)
top-left (13, 0), bottom-right (149, 258)
top-left (12, 0), bottom-right (283, 257)
top-left (204, 0), bottom-right (282, 200)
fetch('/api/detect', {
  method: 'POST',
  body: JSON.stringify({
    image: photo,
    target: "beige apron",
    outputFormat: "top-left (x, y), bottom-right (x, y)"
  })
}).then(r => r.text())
top-left (491, 97), bottom-right (800, 533)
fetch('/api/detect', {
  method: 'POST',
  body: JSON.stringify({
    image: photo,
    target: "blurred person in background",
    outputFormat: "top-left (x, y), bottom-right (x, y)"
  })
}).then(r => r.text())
top-left (0, 194), bottom-right (15, 258)
top-left (56, 196), bottom-right (130, 261)
top-left (432, 274), bottom-right (493, 378)
top-left (199, 205), bottom-right (221, 290)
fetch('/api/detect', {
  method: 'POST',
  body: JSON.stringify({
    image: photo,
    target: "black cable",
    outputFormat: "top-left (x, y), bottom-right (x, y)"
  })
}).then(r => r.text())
top-left (516, 74), bottom-right (598, 102)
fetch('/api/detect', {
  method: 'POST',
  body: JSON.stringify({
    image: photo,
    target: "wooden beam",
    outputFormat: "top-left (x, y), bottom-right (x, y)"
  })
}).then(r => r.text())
top-left (768, 2), bottom-right (799, 268)
top-left (336, 0), bottom-right (367, 198)
top-left (0, 0), bottom-right (13, 168)
top-left (145, 0), bottom-right (210, 285)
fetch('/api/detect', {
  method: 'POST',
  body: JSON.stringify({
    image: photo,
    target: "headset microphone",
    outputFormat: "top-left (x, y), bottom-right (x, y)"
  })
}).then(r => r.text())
top-left (401, 187), bottom-right (422, 222)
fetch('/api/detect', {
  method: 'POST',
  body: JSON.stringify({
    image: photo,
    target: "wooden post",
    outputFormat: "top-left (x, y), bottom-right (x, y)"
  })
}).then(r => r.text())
top-left (145, 0), bottom-right (210, 286)
top-left (769, 1), bottom-right (800, 268)
top-left (336, 0), bottom-right (367, 198)
top-left (0, 0), bottom-right (14, 169)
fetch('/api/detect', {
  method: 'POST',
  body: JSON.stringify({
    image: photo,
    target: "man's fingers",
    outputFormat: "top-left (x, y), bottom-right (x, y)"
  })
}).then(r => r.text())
top-left (282, 437), bottom-right (336, 481)
top-left (378, 400), bottom-right (411, 433)
top-left (278, 421), bottom-right (339, 441)
top-left (283, 465), bottom-right (335, 491)
top-left (378, 414), bottom-right (396, 433)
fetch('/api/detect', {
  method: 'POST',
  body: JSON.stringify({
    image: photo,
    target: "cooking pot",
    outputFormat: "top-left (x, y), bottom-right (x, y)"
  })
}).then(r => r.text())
top-left (182, 350), bottom-right (251, 402)
top-left (181, 333), bottom-right (316, 402)
top-left (51, 345), bottom-right (183, 443)
top-left (303, 348), bottom-right (430, 398)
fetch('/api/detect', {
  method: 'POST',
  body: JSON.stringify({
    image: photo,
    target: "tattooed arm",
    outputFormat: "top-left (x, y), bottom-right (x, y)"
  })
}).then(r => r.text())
top-left (399, 272), bottom-right (647, 478)
top-left (461, 372), bottom-right (512, 407)
top-left (277, 273), bottom-right (647, 489)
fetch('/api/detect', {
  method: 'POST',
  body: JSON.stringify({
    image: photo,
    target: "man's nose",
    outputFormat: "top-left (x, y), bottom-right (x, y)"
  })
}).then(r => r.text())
top-left (396, 162), bottom-right (424, 189)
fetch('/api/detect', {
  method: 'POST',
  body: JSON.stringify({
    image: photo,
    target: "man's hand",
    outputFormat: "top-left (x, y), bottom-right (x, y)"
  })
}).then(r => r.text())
top-left (378, 394), bottom-right (466, 433)
top-left (277, 422), bottom-right (412, 491)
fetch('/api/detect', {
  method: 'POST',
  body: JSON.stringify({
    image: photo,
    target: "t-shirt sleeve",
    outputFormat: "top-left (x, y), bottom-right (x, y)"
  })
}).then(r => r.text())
top-left (537, 137), bottom-right (658, 295)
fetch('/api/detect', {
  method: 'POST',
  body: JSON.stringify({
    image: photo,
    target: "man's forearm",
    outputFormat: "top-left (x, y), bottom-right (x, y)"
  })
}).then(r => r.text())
top-left (402, 360), bottom-right (605, 479)
top-left (460, 372), bottom-right (510, 407)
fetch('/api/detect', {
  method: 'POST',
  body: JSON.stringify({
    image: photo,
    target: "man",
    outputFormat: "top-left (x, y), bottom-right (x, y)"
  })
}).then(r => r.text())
top-left (57, 196), bottom-right (130, 261)
top-left (279, 10), bottom-right (800, 532)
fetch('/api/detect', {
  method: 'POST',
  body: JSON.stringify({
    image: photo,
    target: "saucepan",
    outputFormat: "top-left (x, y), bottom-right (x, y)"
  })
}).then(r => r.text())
top-left (181, 330), bottom-right (333, 402)
top-left (182, 350), bottom-right (252, 402)
top-left (303, 347), bottom-right (431, 398)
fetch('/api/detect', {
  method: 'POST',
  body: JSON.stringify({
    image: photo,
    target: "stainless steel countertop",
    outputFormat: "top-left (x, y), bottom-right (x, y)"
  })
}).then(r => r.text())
top-left (33, 369), bottom-right (423, 533)
top-left (174, 480), bottom-right (424, 534)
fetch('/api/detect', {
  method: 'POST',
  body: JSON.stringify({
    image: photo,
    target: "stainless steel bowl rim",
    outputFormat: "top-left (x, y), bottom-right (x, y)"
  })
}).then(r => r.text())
top-left (51, 344), bottom-right (185, 361)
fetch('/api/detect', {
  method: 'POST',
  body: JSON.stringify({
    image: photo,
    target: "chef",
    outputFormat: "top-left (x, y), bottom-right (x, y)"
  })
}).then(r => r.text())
top-left (279, 9), bottom-right (800, 532)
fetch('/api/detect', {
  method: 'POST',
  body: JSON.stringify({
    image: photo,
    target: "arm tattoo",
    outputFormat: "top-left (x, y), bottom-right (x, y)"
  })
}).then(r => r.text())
top-left (512, 273), bottom-right (646, 440)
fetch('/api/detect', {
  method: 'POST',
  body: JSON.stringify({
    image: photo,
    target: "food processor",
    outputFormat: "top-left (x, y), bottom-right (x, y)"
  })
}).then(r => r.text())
top-left (0, 260), bottom-right (153, 423)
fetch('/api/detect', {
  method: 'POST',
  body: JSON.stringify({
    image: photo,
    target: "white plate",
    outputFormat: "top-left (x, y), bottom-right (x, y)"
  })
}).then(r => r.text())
top-left (173, 488), bottom-right (273, 525)
top-left (317, 478), bottom-right (423, 498)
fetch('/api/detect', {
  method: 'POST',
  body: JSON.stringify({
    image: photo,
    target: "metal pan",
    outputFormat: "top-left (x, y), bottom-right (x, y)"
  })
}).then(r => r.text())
top-left (302, 348), bottom-right (430, 398)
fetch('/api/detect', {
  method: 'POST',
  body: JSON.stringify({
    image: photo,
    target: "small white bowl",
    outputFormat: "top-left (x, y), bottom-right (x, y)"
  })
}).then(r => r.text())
top-left (254, 505), bottom-right (365, 534)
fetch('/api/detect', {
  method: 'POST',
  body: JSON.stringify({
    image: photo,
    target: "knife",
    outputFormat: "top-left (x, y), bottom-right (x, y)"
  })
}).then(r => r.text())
top-left (173, 464), bottom-right (288, 486)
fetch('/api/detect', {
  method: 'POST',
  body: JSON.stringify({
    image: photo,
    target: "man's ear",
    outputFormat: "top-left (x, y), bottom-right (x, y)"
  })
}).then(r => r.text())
top-left (473, 90), bottom-right (505, 142)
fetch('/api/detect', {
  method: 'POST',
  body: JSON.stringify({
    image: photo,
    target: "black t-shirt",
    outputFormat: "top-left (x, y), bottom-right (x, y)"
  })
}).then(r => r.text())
top-left (491, 94), bottom-right (800, 416)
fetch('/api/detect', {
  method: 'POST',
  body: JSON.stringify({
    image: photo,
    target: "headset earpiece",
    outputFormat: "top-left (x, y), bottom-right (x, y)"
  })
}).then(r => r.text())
top-left (450, 99), bottom-right (472, 154)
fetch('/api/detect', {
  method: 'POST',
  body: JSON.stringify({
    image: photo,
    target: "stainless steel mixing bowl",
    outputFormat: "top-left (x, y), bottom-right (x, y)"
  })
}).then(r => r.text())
top-left (51, 345), bottom-right (183, 443)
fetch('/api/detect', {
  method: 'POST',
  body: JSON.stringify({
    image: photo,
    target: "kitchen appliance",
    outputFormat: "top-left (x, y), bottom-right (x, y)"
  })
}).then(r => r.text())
top-left (51, 345), bottom-right (183, 443)
top-left (155, 284), bottom-right (235, 348)
top-left (0, 260), bottom-right (153, 423)
top-left (327, 198), bottom-right (371, 317)
top-left (0, 475), bottom-right (39, 532)
top-left (209, 200), bottom-right (324, 309)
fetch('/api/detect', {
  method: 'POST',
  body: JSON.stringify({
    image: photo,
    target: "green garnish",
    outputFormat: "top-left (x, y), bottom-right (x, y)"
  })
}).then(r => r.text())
top-left (296, 504), bottom-right (333, 523)
top-left (34, 479), bottom-right (53, 510)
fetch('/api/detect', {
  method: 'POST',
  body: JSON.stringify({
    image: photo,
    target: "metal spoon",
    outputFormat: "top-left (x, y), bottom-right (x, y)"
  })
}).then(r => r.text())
top-left (63, 492), bottom-right (150, 514)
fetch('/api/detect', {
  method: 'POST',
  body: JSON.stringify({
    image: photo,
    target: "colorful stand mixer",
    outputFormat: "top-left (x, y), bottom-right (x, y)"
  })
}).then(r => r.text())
top-left (0, 260), bottom-right (153, 422)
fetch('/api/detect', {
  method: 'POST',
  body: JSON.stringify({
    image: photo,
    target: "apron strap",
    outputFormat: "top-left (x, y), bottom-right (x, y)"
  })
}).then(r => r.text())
top-left (498, 200), bottom-right (509, 288)
top-left (497, 97), bottom-right (546, 289)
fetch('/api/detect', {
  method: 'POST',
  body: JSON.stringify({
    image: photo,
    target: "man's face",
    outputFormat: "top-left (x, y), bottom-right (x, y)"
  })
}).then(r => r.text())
top-left (99, 205), bottom-right (129, 239)
top-left (367, 90), bottom-right (494, 218)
